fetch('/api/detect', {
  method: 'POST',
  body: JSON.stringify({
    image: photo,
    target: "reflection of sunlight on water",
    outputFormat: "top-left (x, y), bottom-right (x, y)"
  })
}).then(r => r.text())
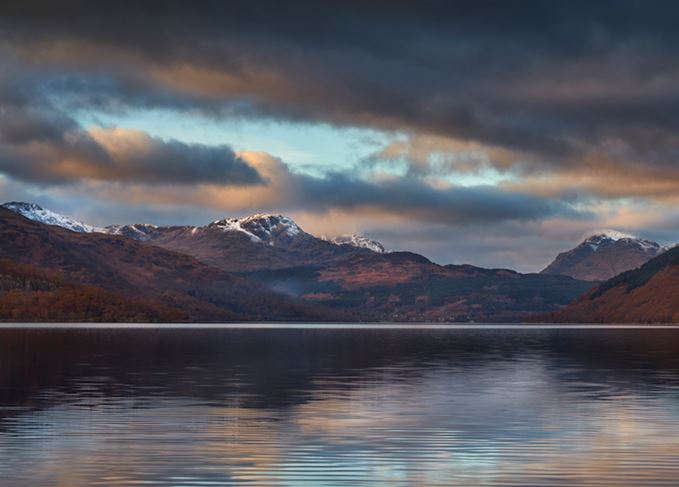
top-left (1, 328), bottom-right (679, 486)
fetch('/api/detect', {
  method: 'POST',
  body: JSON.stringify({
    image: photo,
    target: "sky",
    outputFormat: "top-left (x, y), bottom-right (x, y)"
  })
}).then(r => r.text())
top-left (1, 0), bottom-right (678, 272)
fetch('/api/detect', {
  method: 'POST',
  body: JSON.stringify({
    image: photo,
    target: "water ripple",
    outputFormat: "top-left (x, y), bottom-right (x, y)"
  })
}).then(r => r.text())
top-left (1, 327), bottom-right (679, 486)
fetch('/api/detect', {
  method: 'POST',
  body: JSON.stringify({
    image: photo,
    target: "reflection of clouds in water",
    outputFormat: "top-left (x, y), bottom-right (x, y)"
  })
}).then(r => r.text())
top-left (4, 359), bottom-right (679, 486)
top-left (287, 371), bottom-right (679, 486)
top-left (0, 404), bottom-right (283, 486)
top-left (295, 360), bottom-right (556, 440)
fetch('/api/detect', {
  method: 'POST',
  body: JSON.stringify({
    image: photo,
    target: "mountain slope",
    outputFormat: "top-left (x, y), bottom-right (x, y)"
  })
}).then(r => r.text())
top-left (0, 209), bottom-right (334, 322)
top-left (541, 231), bottom-right (667, 281)
top-left (544, 247), bottom-right (679, 323)
top-left (249, 252), bottom-right (594, 322)
top-left (0, 260), bottom-right (184, 321)
top-left (2, 202), bottom-right (102, 233)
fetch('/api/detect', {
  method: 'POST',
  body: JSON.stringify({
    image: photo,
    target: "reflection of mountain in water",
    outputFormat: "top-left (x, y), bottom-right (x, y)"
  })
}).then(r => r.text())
top-left (3, 328), bottom-right (679, 413)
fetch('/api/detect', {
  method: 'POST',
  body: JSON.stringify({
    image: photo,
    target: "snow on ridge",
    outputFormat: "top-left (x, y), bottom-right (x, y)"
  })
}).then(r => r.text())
top-left (583, 229), bottom-right (663, 252)
top-left (325, 234), bottom-right (387, 253)
top-left (240, 214), bottom-right (302, 237)
top-left (3, 202), bottom-right (386, 251)
top-left (104, 223), bottom-right (159, 241)
top-left (587, 229), bottom-right (637, 242)
top-left (210, 214), bottom-right (302, 242)
top-left (210, 218), bottom-right (262, 242)
top-left (2, 201), bottom-right (103, 233)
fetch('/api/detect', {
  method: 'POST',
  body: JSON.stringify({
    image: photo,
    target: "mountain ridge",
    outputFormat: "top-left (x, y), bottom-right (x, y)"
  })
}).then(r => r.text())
top-left (2, 202), bottom-right (104, 234)
top-left (2, 202), bottom-right (387, 255)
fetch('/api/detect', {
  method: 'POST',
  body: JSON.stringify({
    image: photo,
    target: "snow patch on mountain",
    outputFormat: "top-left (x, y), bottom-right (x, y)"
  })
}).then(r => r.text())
top-left (210, 214), bottom-right (303, 243)
top-left (104, 223), bottom-right (159, 241)
top-left (589, 230), bottom-right (637, 241)
top-left (325, 234), bottom-right (387, 253)
top-left (2, 202), bottom-right (103, 233)
top-left (210, 218), bottom-right (262, 242)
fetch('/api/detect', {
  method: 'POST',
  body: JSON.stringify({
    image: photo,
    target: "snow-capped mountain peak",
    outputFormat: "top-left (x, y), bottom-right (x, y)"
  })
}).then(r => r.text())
top-left (326, 234), bottom-right (387, 253)
top-left (542, 229), bottom-right (668, 281)
top-left (209, 214), bottom-right (303, 243)
top-left (583, 230), bottom-right (665, 252)
top-left (2, 202), bottom-right (103, 233)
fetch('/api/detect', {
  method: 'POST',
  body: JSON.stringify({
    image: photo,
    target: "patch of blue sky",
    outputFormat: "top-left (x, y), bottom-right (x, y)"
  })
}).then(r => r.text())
top-left (364, 151), bottom-right (512, 187)
top-left (74, 108), bottom-right (390, 177)
top-left (73, 107), bottom-right (513, 187)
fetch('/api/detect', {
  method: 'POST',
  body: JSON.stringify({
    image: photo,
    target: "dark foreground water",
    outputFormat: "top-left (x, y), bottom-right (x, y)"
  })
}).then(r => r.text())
top-left (1, 325), bottom-right (679, 486)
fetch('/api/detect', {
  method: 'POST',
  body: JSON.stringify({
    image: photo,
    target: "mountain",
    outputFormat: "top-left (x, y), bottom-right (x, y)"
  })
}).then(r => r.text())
top-left (1, 203), bottom-right (595, 321)
top-left (96, 213), bottom-right (593, 321)
top-left (1, 202), bottom-right (103, 233)
top-left (544, 246), bottom-right (679, 323)
top-left (541, 231), bottom-right (667, 281)
top-left (0, 208), bottom-right (335, 322)
top-left (325, 234), bottom-right (386, 253)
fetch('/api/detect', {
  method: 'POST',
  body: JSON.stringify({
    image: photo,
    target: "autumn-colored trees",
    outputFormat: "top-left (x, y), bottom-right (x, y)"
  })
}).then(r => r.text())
top-left (0, 259), bottom-right (185, 322)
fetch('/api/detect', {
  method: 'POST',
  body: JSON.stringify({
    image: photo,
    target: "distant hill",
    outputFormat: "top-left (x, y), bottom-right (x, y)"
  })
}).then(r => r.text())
top-left (541, 231), bottom-right (667, 281)
top-left (543, 246), bottom-right (679, 323)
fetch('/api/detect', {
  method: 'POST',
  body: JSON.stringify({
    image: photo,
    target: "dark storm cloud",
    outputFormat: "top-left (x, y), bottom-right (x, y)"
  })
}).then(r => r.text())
top-left (3, 0), bottom-right (679, 169)
top-left (79, 152), bottom-right (583, 226)
top-left (288, 173), bottom-right (577, 224)
top-left (0, 73), bottom-right (263, 186)
top-left (0, 54), bottom-right (577, 226)
top-left (0, 129), bottom-right (265, 186)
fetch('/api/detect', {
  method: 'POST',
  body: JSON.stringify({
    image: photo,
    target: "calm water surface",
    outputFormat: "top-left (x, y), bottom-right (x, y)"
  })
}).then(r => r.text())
top-left (1, 325), bottom-right (679, 486)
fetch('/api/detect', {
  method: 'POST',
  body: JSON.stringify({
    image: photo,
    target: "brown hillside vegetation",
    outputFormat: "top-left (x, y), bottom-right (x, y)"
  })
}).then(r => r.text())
top-left (0, 260), bottom-right (185, 321)
top-left (544, 247), bottom-right (679, 323)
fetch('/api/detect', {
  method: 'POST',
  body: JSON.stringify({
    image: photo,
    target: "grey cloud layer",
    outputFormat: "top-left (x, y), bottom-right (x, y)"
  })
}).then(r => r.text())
top-left (286, 173), bottom-right (579, 224)
top-left (0, 74), bottom-right (578, 226)
top-left (3, 0), bottom-right (679, 175)
top-left (0, 67), bottom-right (581, 227)
top-left (0, 76), bottom-right (263, 186)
